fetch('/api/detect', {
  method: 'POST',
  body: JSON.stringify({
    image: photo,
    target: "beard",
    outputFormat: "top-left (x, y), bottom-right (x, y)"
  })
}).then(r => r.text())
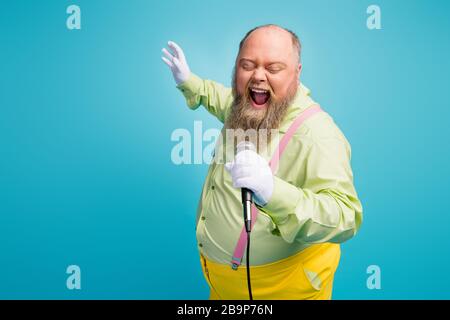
top-left (224, 69), bottom-right (298, 145)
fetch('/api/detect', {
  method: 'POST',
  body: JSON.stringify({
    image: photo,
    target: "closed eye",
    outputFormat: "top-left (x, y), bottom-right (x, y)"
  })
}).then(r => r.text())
top-left (239, 59), bottom-right (256, 71)
top-left (267, 68), bottom-right (282, 74)
top-left (242, 63), bottom-right (255, 71)
top-left (267, 64), bottom-right (285, 73)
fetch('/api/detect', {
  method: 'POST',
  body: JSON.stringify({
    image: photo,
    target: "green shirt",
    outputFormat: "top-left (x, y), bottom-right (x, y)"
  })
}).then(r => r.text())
top-left (177, 73), bottom-right (363, 265)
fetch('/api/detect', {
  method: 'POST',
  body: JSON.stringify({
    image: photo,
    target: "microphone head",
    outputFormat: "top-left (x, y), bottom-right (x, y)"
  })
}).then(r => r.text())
top-left (236, 140), bottom-right (256, 153)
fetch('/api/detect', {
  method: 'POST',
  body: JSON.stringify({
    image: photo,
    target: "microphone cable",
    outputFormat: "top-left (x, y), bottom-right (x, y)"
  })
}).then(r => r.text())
top-left (246, 230), bottom-right (253, 300)
top-left (236, 141), bottom-right (256, 300)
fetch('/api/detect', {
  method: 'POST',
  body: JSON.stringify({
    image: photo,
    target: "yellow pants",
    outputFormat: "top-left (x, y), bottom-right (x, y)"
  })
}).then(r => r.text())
top-left (200, 243), bottom-right (341, 300)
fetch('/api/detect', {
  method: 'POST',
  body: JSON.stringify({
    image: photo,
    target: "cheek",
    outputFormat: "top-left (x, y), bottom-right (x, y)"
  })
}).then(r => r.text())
top-left (235, 72), bottom-right (250, 95)
top-left (270, 80), bottom-right (288, 97)
top-left (270, 74), bottom-right (296, 97)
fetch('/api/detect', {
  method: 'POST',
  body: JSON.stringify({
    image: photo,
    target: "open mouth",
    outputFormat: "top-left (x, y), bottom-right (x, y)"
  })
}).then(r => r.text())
top-left (249, 88), bottom-right (270, 108)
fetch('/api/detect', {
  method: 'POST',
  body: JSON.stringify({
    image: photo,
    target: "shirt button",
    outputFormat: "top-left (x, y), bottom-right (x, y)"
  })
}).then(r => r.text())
top-left (201, 216), bottom-right (206, 221)
top-left (211, 185), bottom-right (215, 190)
top-left (199, 243), bottom-right (203, 247)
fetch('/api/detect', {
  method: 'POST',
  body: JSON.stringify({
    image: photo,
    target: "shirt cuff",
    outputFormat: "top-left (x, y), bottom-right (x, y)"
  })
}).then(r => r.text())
top-left (176, 73), bottom-right (203, 109)
top-left (263, 176), bottom-right (301, 225)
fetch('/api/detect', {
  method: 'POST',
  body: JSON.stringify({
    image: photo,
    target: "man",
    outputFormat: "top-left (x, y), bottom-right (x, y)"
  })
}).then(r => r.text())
top-left (162, 24), bottom-right (363, 300)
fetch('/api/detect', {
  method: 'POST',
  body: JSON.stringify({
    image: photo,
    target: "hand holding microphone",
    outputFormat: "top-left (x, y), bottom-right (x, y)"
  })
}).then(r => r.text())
top-left (225, 142), bottom-right (274, 207)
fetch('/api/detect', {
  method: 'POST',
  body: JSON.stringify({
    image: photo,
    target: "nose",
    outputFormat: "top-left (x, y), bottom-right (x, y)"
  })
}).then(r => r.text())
top-left (252, 67), bottom-right (267, 83)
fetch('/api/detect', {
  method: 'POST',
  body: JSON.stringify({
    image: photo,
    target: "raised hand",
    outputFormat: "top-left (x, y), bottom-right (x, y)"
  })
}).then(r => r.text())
top-left (161, 41), bottom-right (191, 85)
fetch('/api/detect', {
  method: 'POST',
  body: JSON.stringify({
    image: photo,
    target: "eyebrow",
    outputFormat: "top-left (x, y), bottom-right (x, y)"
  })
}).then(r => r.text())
top-left (239, 58), bottom-right (256, 65)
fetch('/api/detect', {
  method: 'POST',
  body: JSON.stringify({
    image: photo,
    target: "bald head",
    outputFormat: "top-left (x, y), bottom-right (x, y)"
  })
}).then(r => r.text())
top-left (238, 24), bottom-right (301, 64)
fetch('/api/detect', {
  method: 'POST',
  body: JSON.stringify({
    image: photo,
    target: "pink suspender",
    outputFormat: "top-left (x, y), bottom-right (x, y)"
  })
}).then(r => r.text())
top-left (230, 104), bottom-right (323, 270)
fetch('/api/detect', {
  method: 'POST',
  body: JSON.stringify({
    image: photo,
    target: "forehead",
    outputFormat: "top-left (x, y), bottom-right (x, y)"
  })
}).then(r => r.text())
top-left (239, 27), bottom-right (295, 64)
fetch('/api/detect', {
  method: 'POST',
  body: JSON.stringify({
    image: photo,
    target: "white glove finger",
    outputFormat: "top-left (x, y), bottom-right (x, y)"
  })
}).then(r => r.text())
top-left (162, 48), bottom-right (175, 62)
top-left (168, 41), bottom-right (186, 63)
top-left (172, 57), bottom-right (182, 70)
top-left (233, 165), bottom-right (253, 179)
top-left (235, 151), bottom-right (259, 166)
top-left (224, 161), bottom-right (234, 172)
top-left (161, 56), bottom-right (174, 68)
top-left (233, 177), bottom-right (256, 190)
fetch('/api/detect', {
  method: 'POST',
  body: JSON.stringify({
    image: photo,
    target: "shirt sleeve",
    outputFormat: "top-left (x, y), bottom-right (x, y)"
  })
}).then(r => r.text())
top-left (261, 136), bottom-right (363, 244)
top-left (176, 73), bottom-right (234, 123)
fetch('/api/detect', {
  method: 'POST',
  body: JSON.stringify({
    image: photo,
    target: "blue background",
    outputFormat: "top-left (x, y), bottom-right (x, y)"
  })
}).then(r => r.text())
top-left (1, 0), bottom-right (449, 299)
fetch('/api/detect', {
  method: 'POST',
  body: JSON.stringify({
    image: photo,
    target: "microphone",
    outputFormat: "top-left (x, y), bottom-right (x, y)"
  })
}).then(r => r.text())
top-left (241, 188), bottom-right (252, 233)
top-left (236, 141), bottom-right (255, 233)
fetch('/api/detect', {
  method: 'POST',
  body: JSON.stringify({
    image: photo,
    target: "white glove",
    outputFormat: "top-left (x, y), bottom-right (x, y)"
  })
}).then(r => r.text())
top-left (161, 41), bottom-right (191, 85)
top-left (225, 146), bottom-right (274, 206)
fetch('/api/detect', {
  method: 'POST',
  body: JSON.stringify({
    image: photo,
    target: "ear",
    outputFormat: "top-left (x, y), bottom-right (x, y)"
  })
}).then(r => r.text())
top-left (297, 63), bottom-right (302, 85)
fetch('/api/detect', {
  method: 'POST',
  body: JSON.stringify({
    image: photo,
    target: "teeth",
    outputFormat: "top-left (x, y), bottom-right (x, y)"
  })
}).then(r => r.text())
top-left (250, 88), bottom-right (269, 94)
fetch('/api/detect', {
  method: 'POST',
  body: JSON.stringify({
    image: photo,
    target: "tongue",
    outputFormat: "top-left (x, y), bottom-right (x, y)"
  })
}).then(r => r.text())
top-left (253, 92), bottom-right (269, 105)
